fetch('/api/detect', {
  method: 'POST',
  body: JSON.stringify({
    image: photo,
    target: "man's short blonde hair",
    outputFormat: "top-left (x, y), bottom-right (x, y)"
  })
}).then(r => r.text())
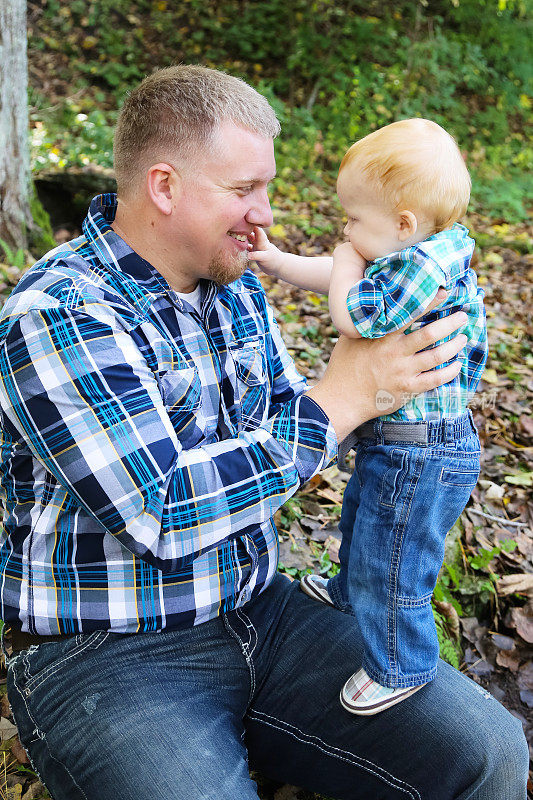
top-left (339, 119), bottom-right (471, 232)
top-left (114, 65), bottom-right (281, 197)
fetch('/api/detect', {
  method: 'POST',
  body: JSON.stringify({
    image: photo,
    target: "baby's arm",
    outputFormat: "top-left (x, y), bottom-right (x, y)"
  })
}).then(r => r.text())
top-left (328, 243), bottom-right (367, 338)
top-left (249, 226), bottom-right (332, 294)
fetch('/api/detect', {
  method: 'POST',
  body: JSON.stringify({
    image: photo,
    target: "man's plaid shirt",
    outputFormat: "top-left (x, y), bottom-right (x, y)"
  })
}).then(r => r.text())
top-left (346, 224), bottom-right (488, 421)
top-left (0, 195), bottom-right (337, 635)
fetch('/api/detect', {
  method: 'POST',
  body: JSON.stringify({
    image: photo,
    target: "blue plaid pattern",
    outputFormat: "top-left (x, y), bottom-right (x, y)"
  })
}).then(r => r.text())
top-left (346, 224), bottom-right (488, 420)
top-left (0, 194), bottom-right (337, 635)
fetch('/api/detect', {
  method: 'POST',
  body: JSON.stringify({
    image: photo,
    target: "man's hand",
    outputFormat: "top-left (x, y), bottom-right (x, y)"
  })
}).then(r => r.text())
top-left (248, 226), bottom-right (286, 277)
top-left (307, 290), bottom-right (467, 443)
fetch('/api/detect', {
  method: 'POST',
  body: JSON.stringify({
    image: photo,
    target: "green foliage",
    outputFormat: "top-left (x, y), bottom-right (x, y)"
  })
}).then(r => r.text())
top-left (278, 497), bottom-right (303, 531)
top-left (27, 1), bottom-right (532, 224)
top-left (0, 240), bottom-right (26, 269)
top-left (30, 95), bottom-right (116, 173)
top-left (434, 610), bottom-right (462, 669)
top-left (28, 187), bottom-right (56, 257)
top-left (468, 539), bottom-right (516, 571)
top-left (433, 524), bottom-right (517, 665)
top-left (318, 549), bottom-right (340, 579)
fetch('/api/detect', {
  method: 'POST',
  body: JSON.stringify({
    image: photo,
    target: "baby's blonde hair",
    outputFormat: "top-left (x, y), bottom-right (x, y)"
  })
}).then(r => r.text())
top-left (339, 119), bottom-right (471, 233)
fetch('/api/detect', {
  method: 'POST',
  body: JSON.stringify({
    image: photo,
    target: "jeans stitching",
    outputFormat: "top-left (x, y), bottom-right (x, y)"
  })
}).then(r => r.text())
top-left (10, 666), bottom-right (54, 796)
top-left (386, 449), bottom-right (424, 678)
top-left (438, 465), bottom-right (480, 487)
top-left (396, 592), bottom-right (433, 608)
top-left (26, 631), bottom-right (110, 693)
top-left (223, 614), bottom-right (255, 703)
top-left (236, 610), bottom-right (258, 659)
top-left (14, 654), bottom-right (40, 737)
top-left (38, 740), bottom-right (90, 800)
top-left (379, 449), bottom-right (408, 508)
top-left (14, 662), bottom-right (90, 800)
top-left (237, 611), bottom-right (256, 697)
top-left (246, 709), bottom-right (421, 800)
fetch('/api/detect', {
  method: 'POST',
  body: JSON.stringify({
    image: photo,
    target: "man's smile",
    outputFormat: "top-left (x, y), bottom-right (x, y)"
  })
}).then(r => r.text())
top-left (227, 231), bottom-right (253, 250)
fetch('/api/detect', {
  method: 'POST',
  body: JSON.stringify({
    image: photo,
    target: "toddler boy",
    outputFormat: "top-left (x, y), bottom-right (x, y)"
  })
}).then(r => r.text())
top-left (250, 118), bottom-right (488, 715)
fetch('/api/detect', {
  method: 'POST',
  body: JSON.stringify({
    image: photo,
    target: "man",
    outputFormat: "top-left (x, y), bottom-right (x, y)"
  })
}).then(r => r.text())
top-left (0, 66), bottom-right (527, 799)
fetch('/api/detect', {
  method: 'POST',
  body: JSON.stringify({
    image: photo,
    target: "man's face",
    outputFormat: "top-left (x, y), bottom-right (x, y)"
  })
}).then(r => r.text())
top-left (174, 122), bottom-right (276, 286)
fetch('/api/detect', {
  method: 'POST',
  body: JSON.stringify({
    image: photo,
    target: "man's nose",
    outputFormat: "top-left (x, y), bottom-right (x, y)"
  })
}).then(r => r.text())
top-left (343, 221), bottom-right (351, 236)
top-left (246, 188), bottom-right (273, 228)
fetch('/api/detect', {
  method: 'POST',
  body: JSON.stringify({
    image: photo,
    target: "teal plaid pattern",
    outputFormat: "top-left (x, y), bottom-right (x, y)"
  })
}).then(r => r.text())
top-left (346, 224), bottom-right (488, 420)
top-left (0, 194), bottom-right (337, 635)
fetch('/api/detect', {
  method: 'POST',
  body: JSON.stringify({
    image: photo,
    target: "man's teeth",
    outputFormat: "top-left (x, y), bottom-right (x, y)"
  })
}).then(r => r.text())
top-left (229, 233), bottom-right (248, 241)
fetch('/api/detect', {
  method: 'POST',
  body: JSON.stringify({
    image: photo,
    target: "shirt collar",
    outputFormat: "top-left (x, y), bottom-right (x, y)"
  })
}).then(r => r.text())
top-left (372, 223), bottom-right (473, 268)
top-left (82, 193), bottom-right (174, 298)
top-left (82, 194), bottom-right (217, 315)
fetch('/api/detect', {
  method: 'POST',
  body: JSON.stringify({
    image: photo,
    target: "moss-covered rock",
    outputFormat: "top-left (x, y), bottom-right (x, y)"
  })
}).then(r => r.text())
top-left (28, 185), bottom-right (56, 258)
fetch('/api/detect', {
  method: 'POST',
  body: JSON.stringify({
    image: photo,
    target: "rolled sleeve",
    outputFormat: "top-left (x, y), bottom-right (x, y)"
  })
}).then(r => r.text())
top-left (346, 252), bottom-right (446, 338)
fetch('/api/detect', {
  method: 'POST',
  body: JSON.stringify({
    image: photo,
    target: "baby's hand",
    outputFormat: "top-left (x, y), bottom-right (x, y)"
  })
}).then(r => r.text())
top-left (248, 226), bottom-right (286, 276)
top-left (332, 242), bottom-right (367, 282)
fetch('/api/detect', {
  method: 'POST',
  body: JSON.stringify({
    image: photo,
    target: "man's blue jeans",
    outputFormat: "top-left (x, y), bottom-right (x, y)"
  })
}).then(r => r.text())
top-left (5, 575), bottom-right (528, 800)
top-left (329, 412), bottom-right (481, 688)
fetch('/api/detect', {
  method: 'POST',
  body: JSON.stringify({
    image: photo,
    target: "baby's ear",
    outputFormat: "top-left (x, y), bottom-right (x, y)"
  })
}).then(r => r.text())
top-left (397, 210), bottom-right (418, 241)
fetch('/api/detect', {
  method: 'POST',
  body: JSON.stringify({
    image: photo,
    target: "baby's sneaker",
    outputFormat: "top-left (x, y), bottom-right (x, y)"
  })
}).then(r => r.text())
top-left (340, 668), bottom-right (426, 715)
top-left (300, 573), bottom-right (334, 607)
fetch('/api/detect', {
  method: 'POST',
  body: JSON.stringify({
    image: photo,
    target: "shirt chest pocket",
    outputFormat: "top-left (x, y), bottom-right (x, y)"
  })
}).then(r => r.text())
top-left (158, 366), bottom-right (203, 444)
top-left (229, 340), bottom-right (268, 429)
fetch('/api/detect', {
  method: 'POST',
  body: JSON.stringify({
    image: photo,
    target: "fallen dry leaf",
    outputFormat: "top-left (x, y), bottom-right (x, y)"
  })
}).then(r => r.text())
top-left (323, 534), bottom-right (340, 563)
top-left (0, 695), bottom-right (11, 719)
top-left (509, 605), bottom-right (533, 644)
top-left (21, 781), bottom-right (46, 800)
top-left (0, 717), bottom-right (18, 741)
top-left (273, 786), bottom-right (302, 800)
top-left (490, 633), bottom-right (515, 650)
top-left (315, 487), bottom-right (344, 505)
top-left (278, 539), bottom-right (315, 571)
top-left (519, 414), bottom-right (533, 439)
top-left (497, 573), bottom-right (533, 596)
top-left (434, 600), bottom-right (461, 640)
top-left (517, 661), bottom-right (533, 693)
top-left (496, 650), bottom-right (521, 672)
top-left (10, 736), bottom-right (29, 765)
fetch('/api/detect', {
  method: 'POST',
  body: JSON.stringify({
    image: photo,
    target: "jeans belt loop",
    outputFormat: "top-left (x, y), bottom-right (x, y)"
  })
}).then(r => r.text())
top-left (446, 418), bottom-right (456, 444)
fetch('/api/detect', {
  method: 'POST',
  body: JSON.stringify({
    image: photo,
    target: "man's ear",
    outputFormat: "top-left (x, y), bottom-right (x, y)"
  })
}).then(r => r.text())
top-left (397, 210), bottom-right (418, 242)
top-left (146, 163), bottom-right (180, 215)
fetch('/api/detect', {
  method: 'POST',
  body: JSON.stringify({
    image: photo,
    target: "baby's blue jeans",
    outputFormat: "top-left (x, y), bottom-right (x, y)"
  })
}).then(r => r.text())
top-left (329, 411), bottom-right (481, 688)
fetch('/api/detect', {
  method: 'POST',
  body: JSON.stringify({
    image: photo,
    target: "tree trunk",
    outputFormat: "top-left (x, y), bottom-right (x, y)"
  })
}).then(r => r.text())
top-left (0, 0), bottom-right (32, 252)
